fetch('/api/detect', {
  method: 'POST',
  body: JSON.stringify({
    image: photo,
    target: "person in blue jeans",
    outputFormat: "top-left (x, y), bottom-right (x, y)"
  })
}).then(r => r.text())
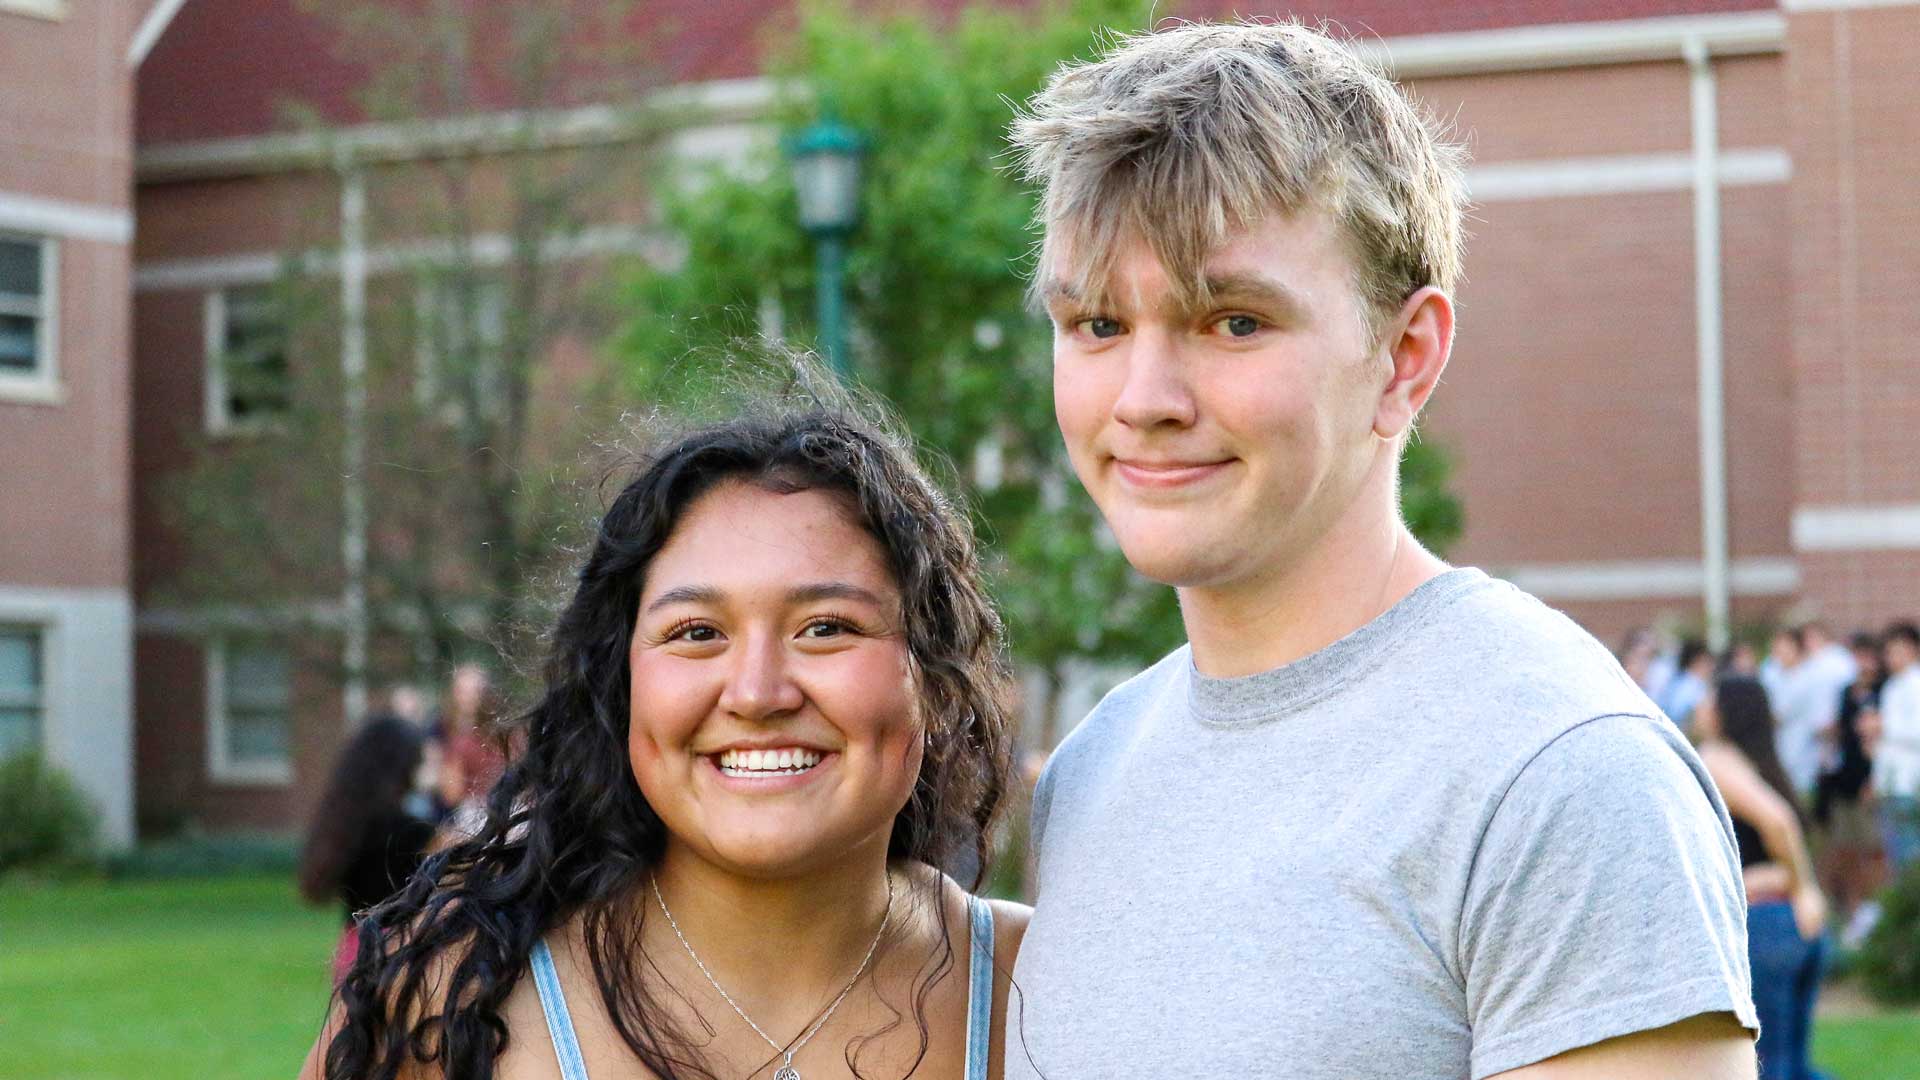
top-left (1695, 675), bottom-right (1832, 1080)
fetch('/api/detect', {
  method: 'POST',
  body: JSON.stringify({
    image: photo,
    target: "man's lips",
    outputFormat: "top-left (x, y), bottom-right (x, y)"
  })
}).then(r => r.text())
top-left (1111, 458), bottom-right (1233, 488)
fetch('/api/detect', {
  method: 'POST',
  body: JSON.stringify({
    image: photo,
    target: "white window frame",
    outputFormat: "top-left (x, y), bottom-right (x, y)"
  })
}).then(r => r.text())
top-left (203, 286), bottom-right (290, 435)
top-left (205, 637), bottom-right (294, 785)
top-left (0, 623), bottom-right (47, 758)
top-left (0, 0), bottom-right (70, 21)
top-left (0, 231), bottom-right (61, 405)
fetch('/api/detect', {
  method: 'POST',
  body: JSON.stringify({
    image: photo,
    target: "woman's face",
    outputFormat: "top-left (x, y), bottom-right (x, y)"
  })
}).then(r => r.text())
top-left (627, 481), bottom-right (923, 880)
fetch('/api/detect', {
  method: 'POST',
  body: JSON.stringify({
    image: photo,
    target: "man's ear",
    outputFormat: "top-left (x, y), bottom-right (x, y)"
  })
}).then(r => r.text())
top-left (1373, 286), bottom-right (1454, 441)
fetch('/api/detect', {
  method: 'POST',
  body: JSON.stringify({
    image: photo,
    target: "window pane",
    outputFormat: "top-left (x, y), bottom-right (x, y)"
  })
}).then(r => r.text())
top-left (0, 708), bottom-right (38, 758)
top-left (0, 239), bottom-right (40, 297)
top-left (0, 631), bottom-right (39, 696)
top-left (225, 645), bottom-right (289, 710)
top-left (0, 313), bottom-right (37, 372)
top-left (220, 287), bottom-right (290, 420)
top-left (227, 710), bottom-right (289, 765)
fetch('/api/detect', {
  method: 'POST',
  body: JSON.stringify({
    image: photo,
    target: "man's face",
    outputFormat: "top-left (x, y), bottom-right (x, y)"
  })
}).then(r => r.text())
top-left (1889, 637), bottom-right (1919, 673)
top-left (1046, 210), bottom-right (1386, 590)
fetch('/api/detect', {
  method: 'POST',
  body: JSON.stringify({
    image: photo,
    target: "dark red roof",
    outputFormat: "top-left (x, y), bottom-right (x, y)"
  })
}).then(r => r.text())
top-left (137, 0), bottom-right (1773, 146)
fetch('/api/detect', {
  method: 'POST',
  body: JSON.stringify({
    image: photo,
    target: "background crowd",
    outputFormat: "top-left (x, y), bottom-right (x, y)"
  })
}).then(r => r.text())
top-left (294, 663), bottom-right (508, 981)
top-left (1622, 619), bottom-right (1920, 943)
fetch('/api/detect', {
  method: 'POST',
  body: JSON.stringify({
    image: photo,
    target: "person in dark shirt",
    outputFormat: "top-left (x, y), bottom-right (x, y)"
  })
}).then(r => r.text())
top-left (1817, 631), bottom-right (1886, 943)
top-left (297, 714), bottom-right (436, 982)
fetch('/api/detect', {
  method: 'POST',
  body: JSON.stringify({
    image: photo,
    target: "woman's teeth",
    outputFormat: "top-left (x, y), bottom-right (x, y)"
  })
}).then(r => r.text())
top-left (717, 748), bottom-right (823, 776)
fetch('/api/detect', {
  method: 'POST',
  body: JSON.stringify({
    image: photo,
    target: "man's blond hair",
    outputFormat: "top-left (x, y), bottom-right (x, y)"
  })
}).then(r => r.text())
top-left (1011, 20), bottom-right (1468, 328)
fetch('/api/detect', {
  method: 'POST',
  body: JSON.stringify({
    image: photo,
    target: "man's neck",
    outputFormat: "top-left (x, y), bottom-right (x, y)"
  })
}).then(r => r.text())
top-left (1178, 477), bottom-right (1449, 678)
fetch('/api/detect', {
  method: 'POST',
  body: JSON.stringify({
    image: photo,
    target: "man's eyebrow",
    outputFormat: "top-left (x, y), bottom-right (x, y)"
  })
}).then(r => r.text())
top-left (642, 582), bottom-right (886, 613)
top-left (1193, 272), bottom-right (1308, 316)
top-left (1035, 274), bottom-right (1082, 307)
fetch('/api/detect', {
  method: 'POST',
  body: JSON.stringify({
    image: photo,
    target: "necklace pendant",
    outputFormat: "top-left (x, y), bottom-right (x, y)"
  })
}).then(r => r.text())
top-left (773, 1067), bottom-right (801, 1080)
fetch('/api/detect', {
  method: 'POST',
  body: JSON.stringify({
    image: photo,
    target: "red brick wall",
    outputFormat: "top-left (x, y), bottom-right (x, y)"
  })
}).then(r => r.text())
top-left (1784, 7), bottom-right (1920, 633)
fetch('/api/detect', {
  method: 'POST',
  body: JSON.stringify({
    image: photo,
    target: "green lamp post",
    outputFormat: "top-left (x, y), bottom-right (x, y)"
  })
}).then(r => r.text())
top-left (787, 111), bottom-right (866, 377)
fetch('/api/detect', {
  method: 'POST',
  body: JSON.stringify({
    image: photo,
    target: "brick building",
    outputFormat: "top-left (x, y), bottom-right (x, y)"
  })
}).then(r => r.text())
top-left (2, 0), bottom-right (1916, 841)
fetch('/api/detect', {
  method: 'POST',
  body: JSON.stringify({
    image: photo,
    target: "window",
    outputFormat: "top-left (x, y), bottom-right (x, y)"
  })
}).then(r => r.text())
top-left (207, 639), bottom-right (293, 784)
top-left (0, 234), bottom-right (57, 398)
top-left (0, 627), bottom-right (44, 758)
top-left (205, 286), bottom-right (291, 432)
top-left (414, 275), bottom-right (508, 421)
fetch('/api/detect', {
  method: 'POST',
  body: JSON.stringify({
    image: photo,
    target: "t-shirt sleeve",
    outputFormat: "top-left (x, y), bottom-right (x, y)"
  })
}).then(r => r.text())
top-left (1459, 712), bottom-right (1758, 1079)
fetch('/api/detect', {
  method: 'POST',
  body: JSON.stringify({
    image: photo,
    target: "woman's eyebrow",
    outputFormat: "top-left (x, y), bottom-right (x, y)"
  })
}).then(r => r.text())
top-left (642, 582), bottom-right (884, 614)
top-left (643, 584), bottom-right (722, 613)
top-left (786, 582), bottom-right (886, 607)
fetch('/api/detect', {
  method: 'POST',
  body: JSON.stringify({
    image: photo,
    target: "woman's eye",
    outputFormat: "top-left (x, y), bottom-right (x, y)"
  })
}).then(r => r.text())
top-left (668, 623), bottom-right (719, 643)
top-left (802, 619), bottom-right (851, 639)
top-left (1213, 314), bottom-right (1263, 338)
top-left (1075, 317), bottom-right (1124, 340)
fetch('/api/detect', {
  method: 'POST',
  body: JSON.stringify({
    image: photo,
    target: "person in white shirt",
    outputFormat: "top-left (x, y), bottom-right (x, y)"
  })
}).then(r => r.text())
top-left (1870, 621), bottom-right (1920, 874)
top-left (1764, 628), bottom-right (1846, 798)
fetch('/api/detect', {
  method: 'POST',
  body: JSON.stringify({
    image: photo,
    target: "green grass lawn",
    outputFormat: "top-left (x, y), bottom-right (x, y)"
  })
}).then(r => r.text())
top-left (0, 874), bottom-right (340, 1080)
top-left (3, 872), bottom-right (1918, 1079)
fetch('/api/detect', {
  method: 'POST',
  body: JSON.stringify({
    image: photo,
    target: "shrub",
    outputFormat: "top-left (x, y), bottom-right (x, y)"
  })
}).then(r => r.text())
top-left (102, 833), bottom-right (300, 879)
top-left (1859, 854), bottom-right (1920, 1005)
top-left (0, 751), bottom-right (98, 874)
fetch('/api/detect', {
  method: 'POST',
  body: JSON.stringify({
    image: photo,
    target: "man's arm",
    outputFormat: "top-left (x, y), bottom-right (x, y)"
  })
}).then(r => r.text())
top-left (1490, 1013), bottom-right (1755, 1080)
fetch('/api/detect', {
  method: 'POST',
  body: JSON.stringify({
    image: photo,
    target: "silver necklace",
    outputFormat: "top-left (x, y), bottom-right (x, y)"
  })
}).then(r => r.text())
top-left (650, 872), bottom-right (893, 1080)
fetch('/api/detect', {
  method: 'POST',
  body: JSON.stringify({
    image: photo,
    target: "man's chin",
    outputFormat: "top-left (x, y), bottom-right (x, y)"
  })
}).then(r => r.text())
top-left (1113, 536), bottom-right (1239, 590)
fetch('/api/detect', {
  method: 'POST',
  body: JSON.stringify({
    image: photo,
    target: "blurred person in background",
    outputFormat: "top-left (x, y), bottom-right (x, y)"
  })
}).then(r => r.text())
top-left (1817, 631), bottom-right (1885, 947)
top-left (433, 662), bottom-right (508, 841)
top-left (1617, 627), bottom-right (1661, 694)
top-left (297, 714), bottom-right (436, 984)
top-left (1871, 621), bottom-right (1920, 876)
top-left (1693, 675), bottom-right (1829, 1080)
top-left (1659, 638), bottom-right (1715, 733)
top-left (1762, 627), bottom-right (1834, 800)
top-left (1725, 640), bottom-right (1762, 677)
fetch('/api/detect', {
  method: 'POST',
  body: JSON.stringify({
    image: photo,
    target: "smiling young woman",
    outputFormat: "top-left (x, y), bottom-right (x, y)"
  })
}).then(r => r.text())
top-left (299, 368), bottom-right (1027, 1080)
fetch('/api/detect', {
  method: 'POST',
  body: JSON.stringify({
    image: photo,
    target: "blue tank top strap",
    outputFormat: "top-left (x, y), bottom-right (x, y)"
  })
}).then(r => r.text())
top-left (529, 939), bottom-right (593, 1080)
top-left (963, 894), bottom-right (995, 1080)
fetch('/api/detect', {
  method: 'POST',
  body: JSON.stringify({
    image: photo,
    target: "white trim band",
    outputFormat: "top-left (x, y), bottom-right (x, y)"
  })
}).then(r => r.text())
top-left (1793, 504), bottom-right (1920, 552)
top-left (1496, 557), bottom-right (1801, 601)
top-left (0, 192), bottom-right (132, 244)
top-left (134, 223), bottom-right (673, 291)
top-left (137, 77), bottom-right (778, 181)
top-left (1781, 0), bottom-right (1920, 11)
top-left (1468, 148), bottom-right (1790, 202)
top-left (1358, 12), bottom-right (1786, 78)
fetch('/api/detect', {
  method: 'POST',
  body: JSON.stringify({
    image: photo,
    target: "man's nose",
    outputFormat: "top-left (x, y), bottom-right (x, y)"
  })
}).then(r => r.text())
top-left (1111, 327), bottom-right (1197, 430)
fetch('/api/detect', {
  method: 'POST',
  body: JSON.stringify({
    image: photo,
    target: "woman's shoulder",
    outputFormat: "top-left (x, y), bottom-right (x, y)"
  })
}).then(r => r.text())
top-left (983, 897), bottom-right (1030, 968)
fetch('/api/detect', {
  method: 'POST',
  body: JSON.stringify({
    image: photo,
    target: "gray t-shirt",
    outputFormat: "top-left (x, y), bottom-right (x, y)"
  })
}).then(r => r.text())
top-left (1006, 568), bottom-right (1756, 1080)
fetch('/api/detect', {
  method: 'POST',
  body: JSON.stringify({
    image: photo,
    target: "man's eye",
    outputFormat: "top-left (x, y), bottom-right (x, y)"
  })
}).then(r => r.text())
top-left (1213, 314), bottom-right (1263, 338)
top-left (1076, 317), bottom-right (1124, 340)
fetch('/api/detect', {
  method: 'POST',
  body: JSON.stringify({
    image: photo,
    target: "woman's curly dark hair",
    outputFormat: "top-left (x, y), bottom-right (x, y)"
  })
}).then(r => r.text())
top-left (323, 369), bottom-right (1015, 1079)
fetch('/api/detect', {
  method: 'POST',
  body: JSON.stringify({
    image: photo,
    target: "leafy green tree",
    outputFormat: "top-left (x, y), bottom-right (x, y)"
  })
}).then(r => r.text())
top-left (163, 0), bottom-right (659, 690)
top-left (619, 1), bottom-right (1462, 742)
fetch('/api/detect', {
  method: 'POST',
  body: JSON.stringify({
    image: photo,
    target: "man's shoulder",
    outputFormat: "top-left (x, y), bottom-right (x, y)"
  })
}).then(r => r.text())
top-left (1423, 572), bottom-right (1659, 715)
top-left (1050, 646), bottom-right (1190, 762)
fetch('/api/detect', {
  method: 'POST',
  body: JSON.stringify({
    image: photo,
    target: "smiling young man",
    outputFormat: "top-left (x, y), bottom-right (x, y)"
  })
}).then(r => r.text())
top-left (1003, 22), bottom-right (1759, 1080)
